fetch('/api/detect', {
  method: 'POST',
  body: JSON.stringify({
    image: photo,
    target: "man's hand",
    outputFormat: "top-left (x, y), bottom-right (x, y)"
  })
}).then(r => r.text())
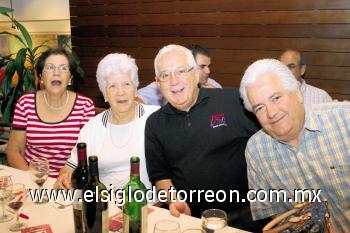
top-left (54, 166), bottom-right (73, 189)
top-left (169, 201), bottom-right (191, 217)
top-left (155, 179), bottom-right (191, 217)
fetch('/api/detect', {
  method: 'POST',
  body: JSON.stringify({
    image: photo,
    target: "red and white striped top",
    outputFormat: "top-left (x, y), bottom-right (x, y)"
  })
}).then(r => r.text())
top-left (12, 92), bottom-right (95, 178)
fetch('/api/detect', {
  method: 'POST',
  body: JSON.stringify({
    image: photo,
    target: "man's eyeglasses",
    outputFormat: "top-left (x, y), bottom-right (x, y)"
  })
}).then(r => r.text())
top-left (157, 67), bottom-right (194, 82)
top-left (44, 64), bottom-right (70, 73)
top-left (286, 63), bottom-right (300, 70)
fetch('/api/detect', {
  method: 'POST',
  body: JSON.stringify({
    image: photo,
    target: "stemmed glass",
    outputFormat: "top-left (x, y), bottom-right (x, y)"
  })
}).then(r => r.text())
top-left (154, 220), bottom-right (181, 233)
top-left (201, 209), bottom-right (227, 233)
top-left (0, 175), bottom-right (13, 222)
top-left (7, 183), bottom-right (27, 231)
top-left (29, 157), bottom-right (49, 204)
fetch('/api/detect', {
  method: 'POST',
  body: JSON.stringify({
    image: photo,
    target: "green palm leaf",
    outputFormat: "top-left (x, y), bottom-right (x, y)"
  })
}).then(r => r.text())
top-left (0, 31), bottom-right (26, 47)
top-left (32, 44), bottom-right (49, 55)
top-left (14, 20), bottom-right (32, 49)
top-left (15, 48), bottom-right (27, 76)
top-left (24, 70), bottom-right (36, 92)
top-left (0, 7), bottom-right (13, 14)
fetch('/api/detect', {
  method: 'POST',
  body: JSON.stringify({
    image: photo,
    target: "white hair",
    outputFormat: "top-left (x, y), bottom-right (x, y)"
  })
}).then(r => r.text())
top-left (154, 44), bottom-right (196, 77)
top-left (240, 59), bottom-right (299, 112)
top-left (96, 53), bottom-right (139, 95)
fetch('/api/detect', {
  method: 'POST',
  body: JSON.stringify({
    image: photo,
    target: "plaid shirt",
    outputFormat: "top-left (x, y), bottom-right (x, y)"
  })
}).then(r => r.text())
top-left (246, 102), bottom-right (350, 232)
top-left (300, 79), bottom-right (332, 105)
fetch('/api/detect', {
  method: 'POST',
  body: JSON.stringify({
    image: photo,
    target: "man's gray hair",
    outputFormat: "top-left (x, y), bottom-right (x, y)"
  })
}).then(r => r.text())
top-left (154, 44), bottom-right (196, 77)
top-left (96, 53), bottom-right (139, 95)
top-left (240, 59), bottom-right (299, 112)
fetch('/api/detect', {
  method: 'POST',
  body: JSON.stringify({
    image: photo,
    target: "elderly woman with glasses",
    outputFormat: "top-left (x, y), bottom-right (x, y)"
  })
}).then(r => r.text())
top-left (54, 53), bottom-right (159, 189)
top-left (7, 47), bottom-right (95, 178)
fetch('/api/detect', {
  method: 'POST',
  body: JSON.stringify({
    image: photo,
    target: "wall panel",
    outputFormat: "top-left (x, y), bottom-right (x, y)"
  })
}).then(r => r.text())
top-left (70, 0), bottom-right (350, 107)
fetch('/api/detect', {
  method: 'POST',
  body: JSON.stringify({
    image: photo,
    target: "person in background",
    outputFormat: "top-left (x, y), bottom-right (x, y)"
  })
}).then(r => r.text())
top-left (188, 44), bottom-right (222, 88)
top-left (137, 81), bottom-right (166, 106)
top-left (239, 58), bottom-right (350, 232)
top-left (54, 53), bottom-right (159, 189)
top-left (137, 44), bottom-right (221, 106)
top-left (145, 44), bottom-right (268, 232)
top-left (280, 49), bottom-right (332, 105)
top-left (7, 47), bottom-right (95, 178)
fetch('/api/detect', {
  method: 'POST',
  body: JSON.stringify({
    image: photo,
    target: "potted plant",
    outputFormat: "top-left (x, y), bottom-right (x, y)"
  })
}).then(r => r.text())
top-left (0, 6), bottom-right (49, 123)
top-left (0, 6), bottom-right (84, 123)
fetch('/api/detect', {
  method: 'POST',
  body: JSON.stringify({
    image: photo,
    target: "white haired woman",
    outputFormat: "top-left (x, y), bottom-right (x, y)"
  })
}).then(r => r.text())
top-left (55, 53), bottom-right (159, 189)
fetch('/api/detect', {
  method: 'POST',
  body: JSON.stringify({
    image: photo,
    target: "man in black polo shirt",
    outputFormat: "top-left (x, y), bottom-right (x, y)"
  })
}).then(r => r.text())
top-left (145, 44), bottom-right (266, 231)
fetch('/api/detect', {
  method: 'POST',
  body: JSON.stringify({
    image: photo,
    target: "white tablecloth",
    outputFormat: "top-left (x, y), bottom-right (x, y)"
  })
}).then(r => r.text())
top-left (0, 165), bottom-right (248, 233)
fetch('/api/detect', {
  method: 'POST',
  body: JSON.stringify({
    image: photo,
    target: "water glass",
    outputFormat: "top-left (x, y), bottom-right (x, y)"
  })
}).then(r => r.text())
top-left (154, 220), bottom-right (181, 233)
top-left (201, 209), bottom-right (227, 233)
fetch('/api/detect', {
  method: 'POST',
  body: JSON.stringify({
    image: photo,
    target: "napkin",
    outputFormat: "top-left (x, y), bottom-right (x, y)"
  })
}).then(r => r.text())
top-left (21, 224), bottom-right (53, 233)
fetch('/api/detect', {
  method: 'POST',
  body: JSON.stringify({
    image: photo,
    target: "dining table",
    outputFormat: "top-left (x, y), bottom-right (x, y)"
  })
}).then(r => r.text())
top-left (0, 165), bottom-right (249, 233)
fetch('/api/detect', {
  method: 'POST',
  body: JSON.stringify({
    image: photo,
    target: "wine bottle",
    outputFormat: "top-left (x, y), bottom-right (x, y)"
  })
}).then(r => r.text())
top-left (71, 142), bottom-right (89, 233)
top-left (82, 156), bottom-right (109, 233)
top-left (123, 156), bottom-right (148, 233)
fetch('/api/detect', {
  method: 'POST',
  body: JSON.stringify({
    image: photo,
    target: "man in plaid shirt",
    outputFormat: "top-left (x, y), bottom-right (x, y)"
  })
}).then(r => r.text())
top-left (239, 58), bottom-right (350, 232)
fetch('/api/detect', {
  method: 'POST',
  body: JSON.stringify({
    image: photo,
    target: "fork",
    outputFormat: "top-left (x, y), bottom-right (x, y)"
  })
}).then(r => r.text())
top-left (54, 201), bottom-right (72, 209)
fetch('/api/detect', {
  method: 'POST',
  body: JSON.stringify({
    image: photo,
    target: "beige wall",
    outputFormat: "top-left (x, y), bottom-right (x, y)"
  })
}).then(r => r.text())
top-left (0, 0), bottom-right (70, 35)
top-left (0, 0), bottom-right (70, 57)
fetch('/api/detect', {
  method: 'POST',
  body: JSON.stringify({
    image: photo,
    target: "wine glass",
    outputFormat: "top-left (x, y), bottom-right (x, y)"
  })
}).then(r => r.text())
top-left (201, 209), bottom-right (227, 233)
top-left (154, 220), bottom-right (181, 233)
top-left (29, 157), bottom-right (49, 204)
top-left (7, 183), bottom-right (27, 231)
top-left (0, 175), bottom-right (13, 222)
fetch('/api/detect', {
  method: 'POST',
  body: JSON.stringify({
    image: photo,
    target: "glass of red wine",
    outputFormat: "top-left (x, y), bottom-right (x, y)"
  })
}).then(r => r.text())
top-left (7, 183), bottom-right (27, 231)
top-left (29, 157), bottom-right (49, 204)
top-left (0, 175), bottom-right (14, 222)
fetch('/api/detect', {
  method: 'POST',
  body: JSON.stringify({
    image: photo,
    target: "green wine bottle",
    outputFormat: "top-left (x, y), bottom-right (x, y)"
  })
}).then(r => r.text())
top-left (82, 156), bottom-right (109, 233)
top-left (123, 156), bottom-right (148, 233)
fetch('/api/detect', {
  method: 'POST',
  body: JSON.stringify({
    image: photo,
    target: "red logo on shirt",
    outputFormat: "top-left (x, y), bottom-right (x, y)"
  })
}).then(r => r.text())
top-left (210, 113), bottom-right (227, 128)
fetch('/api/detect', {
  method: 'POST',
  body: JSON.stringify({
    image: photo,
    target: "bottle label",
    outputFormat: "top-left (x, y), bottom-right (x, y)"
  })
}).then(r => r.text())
top-left (73, 189), bottom-right (82, 210)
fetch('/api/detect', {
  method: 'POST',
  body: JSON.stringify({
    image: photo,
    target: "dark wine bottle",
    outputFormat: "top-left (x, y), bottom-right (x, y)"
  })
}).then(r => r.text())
top-left (123, 156), bottom-right (148, 233)
top-left (82, 156), bottom-right (109, 233)
top-left (71, 142), bottom-right (89, 233)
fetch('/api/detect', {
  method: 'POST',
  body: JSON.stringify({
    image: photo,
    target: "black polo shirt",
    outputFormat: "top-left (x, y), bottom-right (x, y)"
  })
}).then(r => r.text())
top-left (145, 87), bottom-right (260, 218)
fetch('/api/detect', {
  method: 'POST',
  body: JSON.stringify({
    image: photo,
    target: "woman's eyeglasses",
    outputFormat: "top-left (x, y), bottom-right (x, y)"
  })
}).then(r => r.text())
top-left (44, 64), bottom-right (69, 73)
